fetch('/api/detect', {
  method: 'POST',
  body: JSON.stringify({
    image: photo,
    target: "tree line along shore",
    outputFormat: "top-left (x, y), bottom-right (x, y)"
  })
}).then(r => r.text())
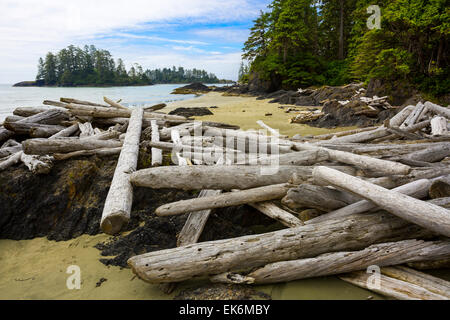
top-left (13, 44), bottom-right (233, 88)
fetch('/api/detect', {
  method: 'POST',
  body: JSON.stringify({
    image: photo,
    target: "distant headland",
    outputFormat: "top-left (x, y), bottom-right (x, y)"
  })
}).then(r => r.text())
top-left (13, 44), bottom-right (233, 87)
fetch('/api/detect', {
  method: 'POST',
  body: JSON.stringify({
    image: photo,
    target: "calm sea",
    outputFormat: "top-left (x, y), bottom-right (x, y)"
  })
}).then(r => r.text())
top-left (0, 84), bottom-right (224, 121)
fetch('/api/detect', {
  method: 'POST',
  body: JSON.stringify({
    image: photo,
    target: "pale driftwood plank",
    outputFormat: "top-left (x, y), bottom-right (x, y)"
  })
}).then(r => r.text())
top-left (156, 183), bottom-right (291, 216)
top-left (100, 107), bottom-right (143, 235)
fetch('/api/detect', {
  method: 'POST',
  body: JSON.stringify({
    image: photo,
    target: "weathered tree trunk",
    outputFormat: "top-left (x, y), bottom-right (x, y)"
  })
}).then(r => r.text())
top-left (177, 189), bottom-right (223, 246)
top-left (429, 175), bottom-right (450, 199)
top-left (131, 165), bottom-right (321, 191)
top-left (127, 212), bottom-right (432, 283)
top-left (61, 97), bottom-right (108, 107)
top-left (53, 147), bottom-right (122, 161)
top-left (0, 152), bottom-right (22, 171)
top-left (103, 97), bottom-right (129, 110)
top-left (0, 145), bottom-right (22, 158)
top-left (400, 102), bottom-right (426, 129)
top-left (313, 126), bottom-right (380, 140)
top-left (0, 127), bottom-right (14, 143)
top-left (22, 138), bottom-right (122, 155)
top-left (4, 122), bottom-right (66, 137)
top-left (156, 183), bottom-right (291, 216)
top-left (249, 201), bottom-right (303, 228)
top-left (45, 100), bottom-right (186, 121)
top-left (431, 116), bottom-right (448, 136)
top-left (210, 239), bottom-right (450, 284)
top-left (49, 123), bottom-right (79, 139)
top-left (255, 149), bottom-right (329, 166)
top-left (381, 266), bottom-right (450, 298)
top-left (402, 143), bottom-right (450, 163)
top-left (100, 107), bottom-right (143, 235)
top-left (150, 120), bottom-right (163, 166)
top-left (340, 267), bottom-right (450, 300)
top-left (313, 166), bottom-right (450, 237)
top-left (424, 101), bottom-right (450, 118)
top-left (306, 179), bottom-right (432, 224)
top-left (282, 184), bottom-right (359, 212)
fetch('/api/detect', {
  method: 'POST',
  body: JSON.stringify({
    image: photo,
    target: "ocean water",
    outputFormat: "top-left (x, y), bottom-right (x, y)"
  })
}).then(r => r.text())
top-left (0, 84), bottom-right (223, 121)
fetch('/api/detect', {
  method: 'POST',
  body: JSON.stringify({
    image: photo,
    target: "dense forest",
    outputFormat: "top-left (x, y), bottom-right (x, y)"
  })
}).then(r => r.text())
top-left (34, 45), bottom-right (225, 86)
top-left (241, 0), bottom-right (449, 98)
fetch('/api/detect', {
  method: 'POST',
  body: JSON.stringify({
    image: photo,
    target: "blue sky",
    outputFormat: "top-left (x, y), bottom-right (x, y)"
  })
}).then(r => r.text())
top-left (0, 0), bottom-right (272, 83)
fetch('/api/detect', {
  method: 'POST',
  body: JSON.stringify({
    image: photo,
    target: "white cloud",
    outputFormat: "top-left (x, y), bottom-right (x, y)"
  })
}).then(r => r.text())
top-left (0, 0), bottom-right (267, 83)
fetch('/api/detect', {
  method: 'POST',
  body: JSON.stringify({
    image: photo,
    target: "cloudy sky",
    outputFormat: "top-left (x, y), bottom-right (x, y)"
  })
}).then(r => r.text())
top-left (0, 0), bottom-right (271, 84)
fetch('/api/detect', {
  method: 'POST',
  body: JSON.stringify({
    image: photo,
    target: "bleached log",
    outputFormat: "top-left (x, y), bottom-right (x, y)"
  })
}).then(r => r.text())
top-left (402, 143), bottom-right (450, 163)
top-left (49, 123), bottom-right (79, 139)
top-left (127, 212), bottom-right (432, 283)
top-left (177, 189), bottom-right (223, 246)
top-left (400, 102), bottom-right (426, 129)
top-left (100, 107), bottom-right (143, 235)
top-left (0, 152), bottom-right (22, 171)
top-left (53, 147), bottom-right (122, 161)
top-left (210, 240), bottom-right (450, 284)
top-left (282, 184), bottom-right (359, 212)
top-left (60, 98), bottom-right (108, 107)
top-left (339, 270), bottom-right (448, 300)
top-left (429, 175), bottom-right (450, 199)
top-left (85, 129), bottom-right (121, 141)
top-left (212, 137), bottom-right (293, 154)
top-left (249, 202), bottom-right (303, 228)
top-left (256, 120), bottom-right (286, 138)
top-left (291, 142), bottom-right (411, 175)
top-left (150, 120), bottom-right (163, 166)
top-left (381, 266), bottom-right (450, 299)
top-left (22, 138), bottom-right (122, 155)
top-left (313, 127), bottom-right (379, 140)
top-left (306, 179), bottom-right (432, 224)
top-left (103, 97), bottom-right (129, 110)
top-left (431, 116), bottom-right (448, 136)
top-left (156, 183), bottom-right (291, 216)
top-left (78, 122), bottom-right (95, 138)
top-left (13, 106), bottom-right (62, 117)
top-left (45, 100), bottom-right (186, 121)
top-left (0, 145), bottom-right (22, 158)
top-left (424, 101), bottom-right (450, 118)
top-left (4, 121), bottom-right (66, 138)
top-left (429, 197), bottom-right (450, 208)
top-left (170, 129), bottom-right (188, 165)
top-left (313, 166), bottom-right (450, 237)
top-left (407, 258), bottom-right (450, 270)
top-left (132, 165), bottom-right (323, 191)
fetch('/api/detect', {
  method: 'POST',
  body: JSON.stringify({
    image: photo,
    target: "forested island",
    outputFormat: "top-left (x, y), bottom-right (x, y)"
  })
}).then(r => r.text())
top-left (239, 0), bottom-right (449, 102)
top-left (14, 45), bottom-right (231, 87)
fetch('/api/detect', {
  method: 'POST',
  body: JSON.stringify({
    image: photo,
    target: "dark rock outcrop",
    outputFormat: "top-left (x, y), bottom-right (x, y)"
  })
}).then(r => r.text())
top-left (169, 107), bottom-right (213, 118)
top-left (172, 82), bottom-right (211, 94)
top-left (13, 80), bottom-right (46, 87)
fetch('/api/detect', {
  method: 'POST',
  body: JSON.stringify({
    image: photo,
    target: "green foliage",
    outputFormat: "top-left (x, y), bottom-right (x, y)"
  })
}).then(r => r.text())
top-left (243, 0), bottom-right (449, 98)
top-left (36, 45), bottom-right (222, 87)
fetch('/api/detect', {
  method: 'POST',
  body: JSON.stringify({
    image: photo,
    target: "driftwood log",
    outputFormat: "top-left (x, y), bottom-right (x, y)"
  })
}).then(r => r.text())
top-left (22, 138), bottom-right (122, 155)
top-left (313, 166), bottom-right (450, 237)
top-left (130, 165), bottom-right (354, 191)
top-left (155, 183), bottom-right (291, 216)
top-left (210, 239), bottom-right (450, 284)
top-left (100, 107), bottom-right (143, 235)
top-left (127, 212), bottom-right (432, 283)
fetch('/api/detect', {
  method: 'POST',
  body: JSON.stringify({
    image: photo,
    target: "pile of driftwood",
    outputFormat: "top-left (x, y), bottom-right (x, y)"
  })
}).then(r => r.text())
top-left (291, 90), bottom-right (396, 124)
top-left (1, 97), bottom-right (450, 300)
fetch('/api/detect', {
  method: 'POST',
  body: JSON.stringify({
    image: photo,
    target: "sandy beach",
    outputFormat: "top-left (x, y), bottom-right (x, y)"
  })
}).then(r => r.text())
top-left (0, 92), bottom-right (419, 300)
top-left (166, 92), bottom-right (356, 137)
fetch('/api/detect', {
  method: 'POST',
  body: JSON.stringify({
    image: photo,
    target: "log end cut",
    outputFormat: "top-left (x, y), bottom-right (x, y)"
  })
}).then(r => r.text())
top-left (100, 211), bottom-right (129, 235)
